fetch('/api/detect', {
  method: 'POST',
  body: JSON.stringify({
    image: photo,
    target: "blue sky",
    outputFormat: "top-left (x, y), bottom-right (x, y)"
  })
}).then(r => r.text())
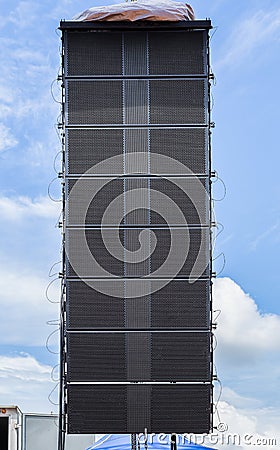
top-left (0, 0), bottom-right (280, 447)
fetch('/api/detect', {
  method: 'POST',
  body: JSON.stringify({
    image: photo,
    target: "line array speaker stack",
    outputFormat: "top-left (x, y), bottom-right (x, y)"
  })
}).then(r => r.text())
top-left (60, 19), bottom-right (213, 434)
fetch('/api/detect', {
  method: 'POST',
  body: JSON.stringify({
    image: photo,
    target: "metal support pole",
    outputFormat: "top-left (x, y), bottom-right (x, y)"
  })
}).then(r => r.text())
top-left (131, 434), bottom-right (137, 450)
top-left (144, 428), bottom-right (148, 450)
top-left (171, 434), bottom-right (177, 450)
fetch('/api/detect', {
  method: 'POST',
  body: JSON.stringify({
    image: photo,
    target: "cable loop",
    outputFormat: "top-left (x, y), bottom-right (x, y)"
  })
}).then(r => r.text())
top-left (48, 177), bottom-right (62, 202)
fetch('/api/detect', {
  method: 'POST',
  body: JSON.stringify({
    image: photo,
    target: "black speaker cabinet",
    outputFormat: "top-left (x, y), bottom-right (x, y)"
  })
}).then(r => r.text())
top-left (61, 19), bottom-right (213, 434)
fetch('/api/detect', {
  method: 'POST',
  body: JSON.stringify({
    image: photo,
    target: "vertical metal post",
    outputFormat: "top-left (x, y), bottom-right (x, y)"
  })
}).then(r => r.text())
top-left (171, 434), bottom-right (177, 450)
top-left (131, 434), bottom-right (137, 450)
top-left (144, 428), bottom-right (148, 450)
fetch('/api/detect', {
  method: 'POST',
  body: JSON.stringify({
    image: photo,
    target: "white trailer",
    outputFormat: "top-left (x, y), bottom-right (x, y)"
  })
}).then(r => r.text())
top-left (0, 406), bottom-right (22, 450)
top-left (0, 406), bottom-right (96, 450)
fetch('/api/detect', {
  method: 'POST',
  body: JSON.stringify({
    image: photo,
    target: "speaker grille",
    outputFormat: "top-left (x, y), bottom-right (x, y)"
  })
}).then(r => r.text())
top-left (65, 228), bottom-right (210, 278)
top-left (148, 31), bottom-right (207, 75)
top-left (149, 128), bottom-right (208, 174)
top-left (66, 177), bottom-right (209, 226)
top-left (68, 384), bottom-right (127, 433)
top-left (66, 79), bottom-right (207, 126)
top-left (151, 384), bottom-right (211, 433)
top-left (65, 30), bottom-right (206, 77)
top-left (123, 32), bottom-right (148, 75)
top-left (66, 280), bottom-right (125, 329)
top-left (66, 279), bottom-right (210, 330)
top-left (124, 80), bottom-right (149, 124)
top-left (67, 332), bottom-right (210, 382)
top-left (66, 80), bottom-right (123, 125)
top-left (67, 384), bottom-right (211, 433)
top-left (66, 128), bottom-right (208, 176)
top-left (66, 128), bottom-right (124, 175)
top-left (65, 32), bottom-right (123, 76)
top-left (150, 79), bottom-right (207, 125)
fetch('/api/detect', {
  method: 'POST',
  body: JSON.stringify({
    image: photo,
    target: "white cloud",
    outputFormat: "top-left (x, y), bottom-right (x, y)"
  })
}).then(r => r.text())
top-left (0, 195), bottom-right (60, 221)
top-left (215, 8), bottom-right (280, 69)
top-left (0, 123), bottom-right (18, 151)
top-left (185, 396), bottom-right (280, 449)
top-left (0, 264), bottom-right (59, 346)
top-left (0, 354), bottom-right (56, 413)
top-left (213, 277), bottom-right (280, 363)
top-left (220, 386), bottom-right (262, 410)
top-left (209, 400), bottom-right (280, 450)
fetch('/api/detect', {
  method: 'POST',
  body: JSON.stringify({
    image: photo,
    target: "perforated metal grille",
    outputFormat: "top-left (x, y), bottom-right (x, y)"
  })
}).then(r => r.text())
top-left (67, 332), bottom-right (210, 382)
top-left (66, 177), bottom-right (208, 226)
top-left (66, 80), bottom-right (123, 125)
top-left (125, 289), bottom-right (152, 328)
top-left (148, 31), bottom-right (206, 75)
top-left (66, 280), bottom-right (125, 329)
top-left (66, 279), bottom-right (210, 330)
top-left (65, 228), bottom-right (124, 277)
top-left (151, 280), bottom-right (210, 328)
top-left (150, 79), bottom-right (207, 125)
top-left (124, 80), bottom-right (149, 124)
top-left (66, 79), bottom-right (207, 126)
top-left (66, 178), bottom-right (124, 226)
top-left (150, 228), bottom-right (210, 278)
top-left (150, 177), bottom-right (208, 225)
top-left (127, 384), bottom-right (151, 432)
top-left (67, 384), bottom-right (211, 433)
top-left (149, 128), bottom-right (208, 174)
top-left (151, 332), bottom-right (210, 381)
top-left (126, 332), bottom-right (151, 380)
top-left (124, 228), bottom-right (151, 277)
top-left (67, 332), bottom-right (126, 381)
top-left (66, 128), bottom-right (123, 175)
top-left (151, 384), bottom-right (211, 433)
top-left (65, 228), bottom-right (209, 278)
top-left (67, 384), bottom-right (127, 433)
top-left (123, 32), bottom-right (148, 75)
top-left (65, 32), bottom-right (122, 76)
top-left (124, 128), bottom-right (149, 174)
top-left (66, 127), bottom-right (208, 176)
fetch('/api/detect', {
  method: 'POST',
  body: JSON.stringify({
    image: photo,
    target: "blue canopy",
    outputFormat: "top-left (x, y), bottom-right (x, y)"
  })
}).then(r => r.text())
top-left (87, 434), bottom-right (215, 450)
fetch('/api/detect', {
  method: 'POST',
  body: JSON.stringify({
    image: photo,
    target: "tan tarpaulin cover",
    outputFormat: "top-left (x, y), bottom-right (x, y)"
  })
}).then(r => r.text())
top-left (73, 1), bottom-right (195, 22)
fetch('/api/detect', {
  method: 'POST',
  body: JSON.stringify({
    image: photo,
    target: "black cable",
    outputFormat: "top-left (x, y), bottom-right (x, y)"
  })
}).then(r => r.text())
top-left (49, 261), bottom-right (62, 278)
top-left (47, 319), bottom-right (60, 326)
top-left (210, 92), bottom-right (215, 111)
top-left (212, 222), bottom-right (225, 241)
top-left (213, 309), bottom-right (221, 322)
top-left (46, 328), bottom-right (60, 355)
top-left (210, 26), bottom-right (218, 41)
top-left (53, 151), bottom-right (62, 175)
top-left (213, 252), bottom-right (226, 276)
top-left (51, 79), bottom-right (62, 105)
top-left (48, 177), bottom-right (62, 203)
top-left (212, 332), bottom-right (218, 351)
top-left (51, 364), bottom-right (60, 382)
top-left (213, 376), bottom-right (223, 426)
top-left (54, 123), bottom-right (62, 144)
top-left (212, 175), bottom-right (227, 202)
top-left (48, 382), bottom-right (59, 406)
top-left (46, 278), bottom-right (60, 304)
